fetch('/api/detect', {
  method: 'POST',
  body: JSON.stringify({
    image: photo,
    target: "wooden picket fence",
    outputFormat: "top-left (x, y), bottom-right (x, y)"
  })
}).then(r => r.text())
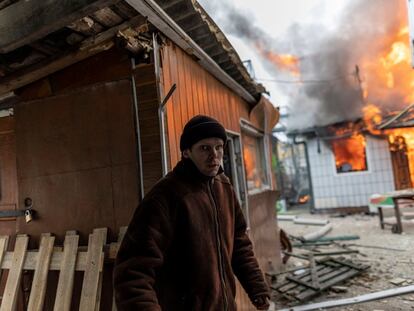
top-left (0, 227), bottom-right (126, 311)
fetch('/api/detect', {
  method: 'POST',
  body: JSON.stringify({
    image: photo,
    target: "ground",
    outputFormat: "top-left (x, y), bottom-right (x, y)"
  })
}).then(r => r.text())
top-left (271, 210), bottom-right (414, 311)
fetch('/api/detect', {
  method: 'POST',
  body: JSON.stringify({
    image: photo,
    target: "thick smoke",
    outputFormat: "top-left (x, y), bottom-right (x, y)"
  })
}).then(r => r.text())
top-left (199, 0), bottom-right (408, 130)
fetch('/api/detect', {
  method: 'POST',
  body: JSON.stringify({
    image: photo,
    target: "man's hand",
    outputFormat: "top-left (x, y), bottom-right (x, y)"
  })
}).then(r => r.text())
top-left (252, 295), bottom-right (270, 310)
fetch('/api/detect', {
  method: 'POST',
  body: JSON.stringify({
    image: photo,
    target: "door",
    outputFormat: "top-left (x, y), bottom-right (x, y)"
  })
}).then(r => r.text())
top-left (390, 136), bottom-right (412, 190)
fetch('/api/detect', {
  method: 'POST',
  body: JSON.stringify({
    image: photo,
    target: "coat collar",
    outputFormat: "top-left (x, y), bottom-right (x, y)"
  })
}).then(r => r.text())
top-left (173, 158), bottom-right (223, 183)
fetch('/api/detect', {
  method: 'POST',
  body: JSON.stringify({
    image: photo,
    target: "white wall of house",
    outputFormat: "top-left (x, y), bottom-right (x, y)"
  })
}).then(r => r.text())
top-left (308, 135), bottom-right (395, 209)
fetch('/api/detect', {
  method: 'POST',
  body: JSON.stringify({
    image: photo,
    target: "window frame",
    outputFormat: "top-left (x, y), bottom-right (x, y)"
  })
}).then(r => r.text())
top-left (331, 135), bottom-right (371, 176)
top-left (223, 130), bottom-right (250, 225)
top-left (240, 119), bottom-right (272, 195)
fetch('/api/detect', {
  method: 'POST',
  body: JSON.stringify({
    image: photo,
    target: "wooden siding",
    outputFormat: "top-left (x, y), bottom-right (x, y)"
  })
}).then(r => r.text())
top-left (133, 63), bottom-right (164, 193)
top-left (159, 41), bottom-right (254, 168)
top-left (14, 48), bottom-right (139, 244)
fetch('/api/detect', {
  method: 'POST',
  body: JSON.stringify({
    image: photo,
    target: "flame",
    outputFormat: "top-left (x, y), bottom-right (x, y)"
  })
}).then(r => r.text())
top-left (362, 23), bottom-right (414, 115)
top-left (299, 195), bottom-right (309, 204)
top-left (331, 134), bottom-right (367, 173)
top-left (362, 104), bottom-right (382, 134)
top-left (242, 136), bottom-right (263, 189)
top-left (255, 42), bottom-right (300, 77)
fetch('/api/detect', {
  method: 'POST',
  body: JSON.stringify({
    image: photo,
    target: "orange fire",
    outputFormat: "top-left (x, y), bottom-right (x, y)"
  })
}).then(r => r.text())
top-left (361, 25), bottom-right (414, 121)
top-left (255, 42), bottom-right (300, 77)
top-left (299, 195), bottom-right (310, 204)
top-left (331, 134), bottom-right (367, 173)
top-left (362, 104), bottom-right (382, 135)
top-left (356, 14), bottom-right (414, 186)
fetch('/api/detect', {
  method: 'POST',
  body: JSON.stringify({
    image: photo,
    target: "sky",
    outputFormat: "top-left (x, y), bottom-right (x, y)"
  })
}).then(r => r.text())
top-left (198, 0), bottom-right (348, 112)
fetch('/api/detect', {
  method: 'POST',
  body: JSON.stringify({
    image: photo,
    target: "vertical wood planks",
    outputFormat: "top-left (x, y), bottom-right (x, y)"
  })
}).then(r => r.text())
top-left (79, 228), bottom-right (107, 311)
top-left (27, 233), bottom-right (55, 311)
top-left (0, 234), bottom-right (28, 311)
top-left (160, 41), bottom-right (252, 167)
top-left (111, 226), bottom-right (127, 311)
top-left (53, 231), bottom-right (79, 311)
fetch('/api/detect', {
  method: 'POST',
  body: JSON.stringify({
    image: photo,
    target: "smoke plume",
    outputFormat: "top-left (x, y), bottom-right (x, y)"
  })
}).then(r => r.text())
top-left (199, 0), bottom-right (409, 130)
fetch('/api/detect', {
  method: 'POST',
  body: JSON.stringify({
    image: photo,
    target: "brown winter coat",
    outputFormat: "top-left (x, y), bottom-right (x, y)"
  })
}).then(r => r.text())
top-left (113, 159), bottom-right (269, 310)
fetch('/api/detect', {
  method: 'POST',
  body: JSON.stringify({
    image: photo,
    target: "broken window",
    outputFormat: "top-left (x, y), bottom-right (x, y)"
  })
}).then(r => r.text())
top-left (241, 130), bottom-right (269, 191)
top-left (331, 134), bottom-right (368, 173)
top-left (223, 132), bottom-right (249, 223)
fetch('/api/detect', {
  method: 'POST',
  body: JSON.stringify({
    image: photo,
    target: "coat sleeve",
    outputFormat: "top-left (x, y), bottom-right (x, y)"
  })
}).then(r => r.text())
top-left (231, 192), bottom-right (270, 302)
top-left (113, 198), bottom-right (173, 311)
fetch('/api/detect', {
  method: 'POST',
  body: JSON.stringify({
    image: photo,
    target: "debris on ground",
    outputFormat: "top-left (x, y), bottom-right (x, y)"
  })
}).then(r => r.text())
top-left (272, 257), bottom-right (370, 302)
top-left (274, 213), bottom-right (414, 310)
top-left (301, 223), bottom-right (332, 241)
top-left (276, 284), bottom-right (414, 311)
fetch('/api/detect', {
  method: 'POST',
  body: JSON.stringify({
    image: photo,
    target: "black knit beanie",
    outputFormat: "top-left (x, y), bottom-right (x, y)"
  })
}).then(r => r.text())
top-left (180, 115), bottom-right (227, 151)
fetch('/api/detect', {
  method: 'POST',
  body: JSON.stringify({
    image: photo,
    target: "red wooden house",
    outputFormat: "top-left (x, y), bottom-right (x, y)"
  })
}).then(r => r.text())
top-left (0, 0), bottom-right (282, 309)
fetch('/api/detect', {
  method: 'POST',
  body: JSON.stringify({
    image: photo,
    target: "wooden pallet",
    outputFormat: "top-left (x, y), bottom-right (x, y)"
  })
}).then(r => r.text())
top-left (273, 257), bottom-right (370, 301)
top-left (0, 227), bottom-right (126, 311)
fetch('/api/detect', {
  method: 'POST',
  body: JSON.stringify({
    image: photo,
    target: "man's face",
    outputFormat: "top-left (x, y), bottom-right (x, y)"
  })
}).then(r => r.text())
top-left (183, 137), bottom-right (224, 177)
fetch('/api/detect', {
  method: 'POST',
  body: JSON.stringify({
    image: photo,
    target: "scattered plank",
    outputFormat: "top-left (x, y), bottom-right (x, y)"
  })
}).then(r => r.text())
top-left (307, 235), bottom-right (360, 242)
top-left (343, 243), bottom-right (405, 252)
top-left (273, 257), bottom-right (369, 302)
top-left (277, 285), bottom-right (414, 311)
top-left (294, 218), bottom-right (329, 226)
top-left (302, 224), bottom-right (333, 241)
top-left (277, 215), bottom-right (296, 221)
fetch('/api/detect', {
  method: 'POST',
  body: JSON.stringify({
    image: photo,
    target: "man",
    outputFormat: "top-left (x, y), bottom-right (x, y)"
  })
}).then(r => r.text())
top-left (114, 115), bottom-right (270, 310)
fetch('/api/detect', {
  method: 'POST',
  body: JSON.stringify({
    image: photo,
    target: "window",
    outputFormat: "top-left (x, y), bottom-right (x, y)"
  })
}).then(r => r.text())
top-left (331, 134), bottom-right (368, 173)
top-left (241, 122), bottom-right (270, 192)
top-left (223, 132), bottom-right (249, 223)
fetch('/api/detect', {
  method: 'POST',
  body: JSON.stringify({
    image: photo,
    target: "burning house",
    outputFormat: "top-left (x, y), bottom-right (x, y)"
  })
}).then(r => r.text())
top-left (289, 104), bottom-right (414, 212)
top-left (269, 1), bottom-right (414, 213)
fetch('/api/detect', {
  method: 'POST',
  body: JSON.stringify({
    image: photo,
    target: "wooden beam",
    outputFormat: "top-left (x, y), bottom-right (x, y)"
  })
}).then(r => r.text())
top-left (0, 15), bottom-right (147, 96)
top-left (91, 7), bottom-right (123, 27)
top-left (0, 0), bottom-right (120, 53)
top-left (67, 16), bottom-right (104, 36)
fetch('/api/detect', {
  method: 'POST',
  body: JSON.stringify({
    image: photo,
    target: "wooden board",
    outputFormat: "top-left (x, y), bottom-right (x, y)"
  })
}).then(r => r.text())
top-left (273, 257), bottom-right (370, 301)
top-left (79, 228), bottom-right (107, 311)
top-left (53, 232), bottom-right (80, 311)
top-left (27, 234), bottom-right (55, 311)
top-left (0, 235), bottom-right (28, 311)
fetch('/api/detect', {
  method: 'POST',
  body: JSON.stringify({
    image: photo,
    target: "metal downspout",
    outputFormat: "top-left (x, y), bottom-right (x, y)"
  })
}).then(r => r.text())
top-left (130, 57), bottom-right (145, 200)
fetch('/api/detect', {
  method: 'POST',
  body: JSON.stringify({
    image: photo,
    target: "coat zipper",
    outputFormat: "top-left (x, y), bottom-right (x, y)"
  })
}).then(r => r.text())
top-left (208, 179), bottom-right (229, 311)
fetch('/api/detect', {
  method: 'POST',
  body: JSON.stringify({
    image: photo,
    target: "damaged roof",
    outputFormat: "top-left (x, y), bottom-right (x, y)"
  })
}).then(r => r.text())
top-left (0, 0), bottom-right (265, 103)
top-left (378, 103), bottom-right (414, 129)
